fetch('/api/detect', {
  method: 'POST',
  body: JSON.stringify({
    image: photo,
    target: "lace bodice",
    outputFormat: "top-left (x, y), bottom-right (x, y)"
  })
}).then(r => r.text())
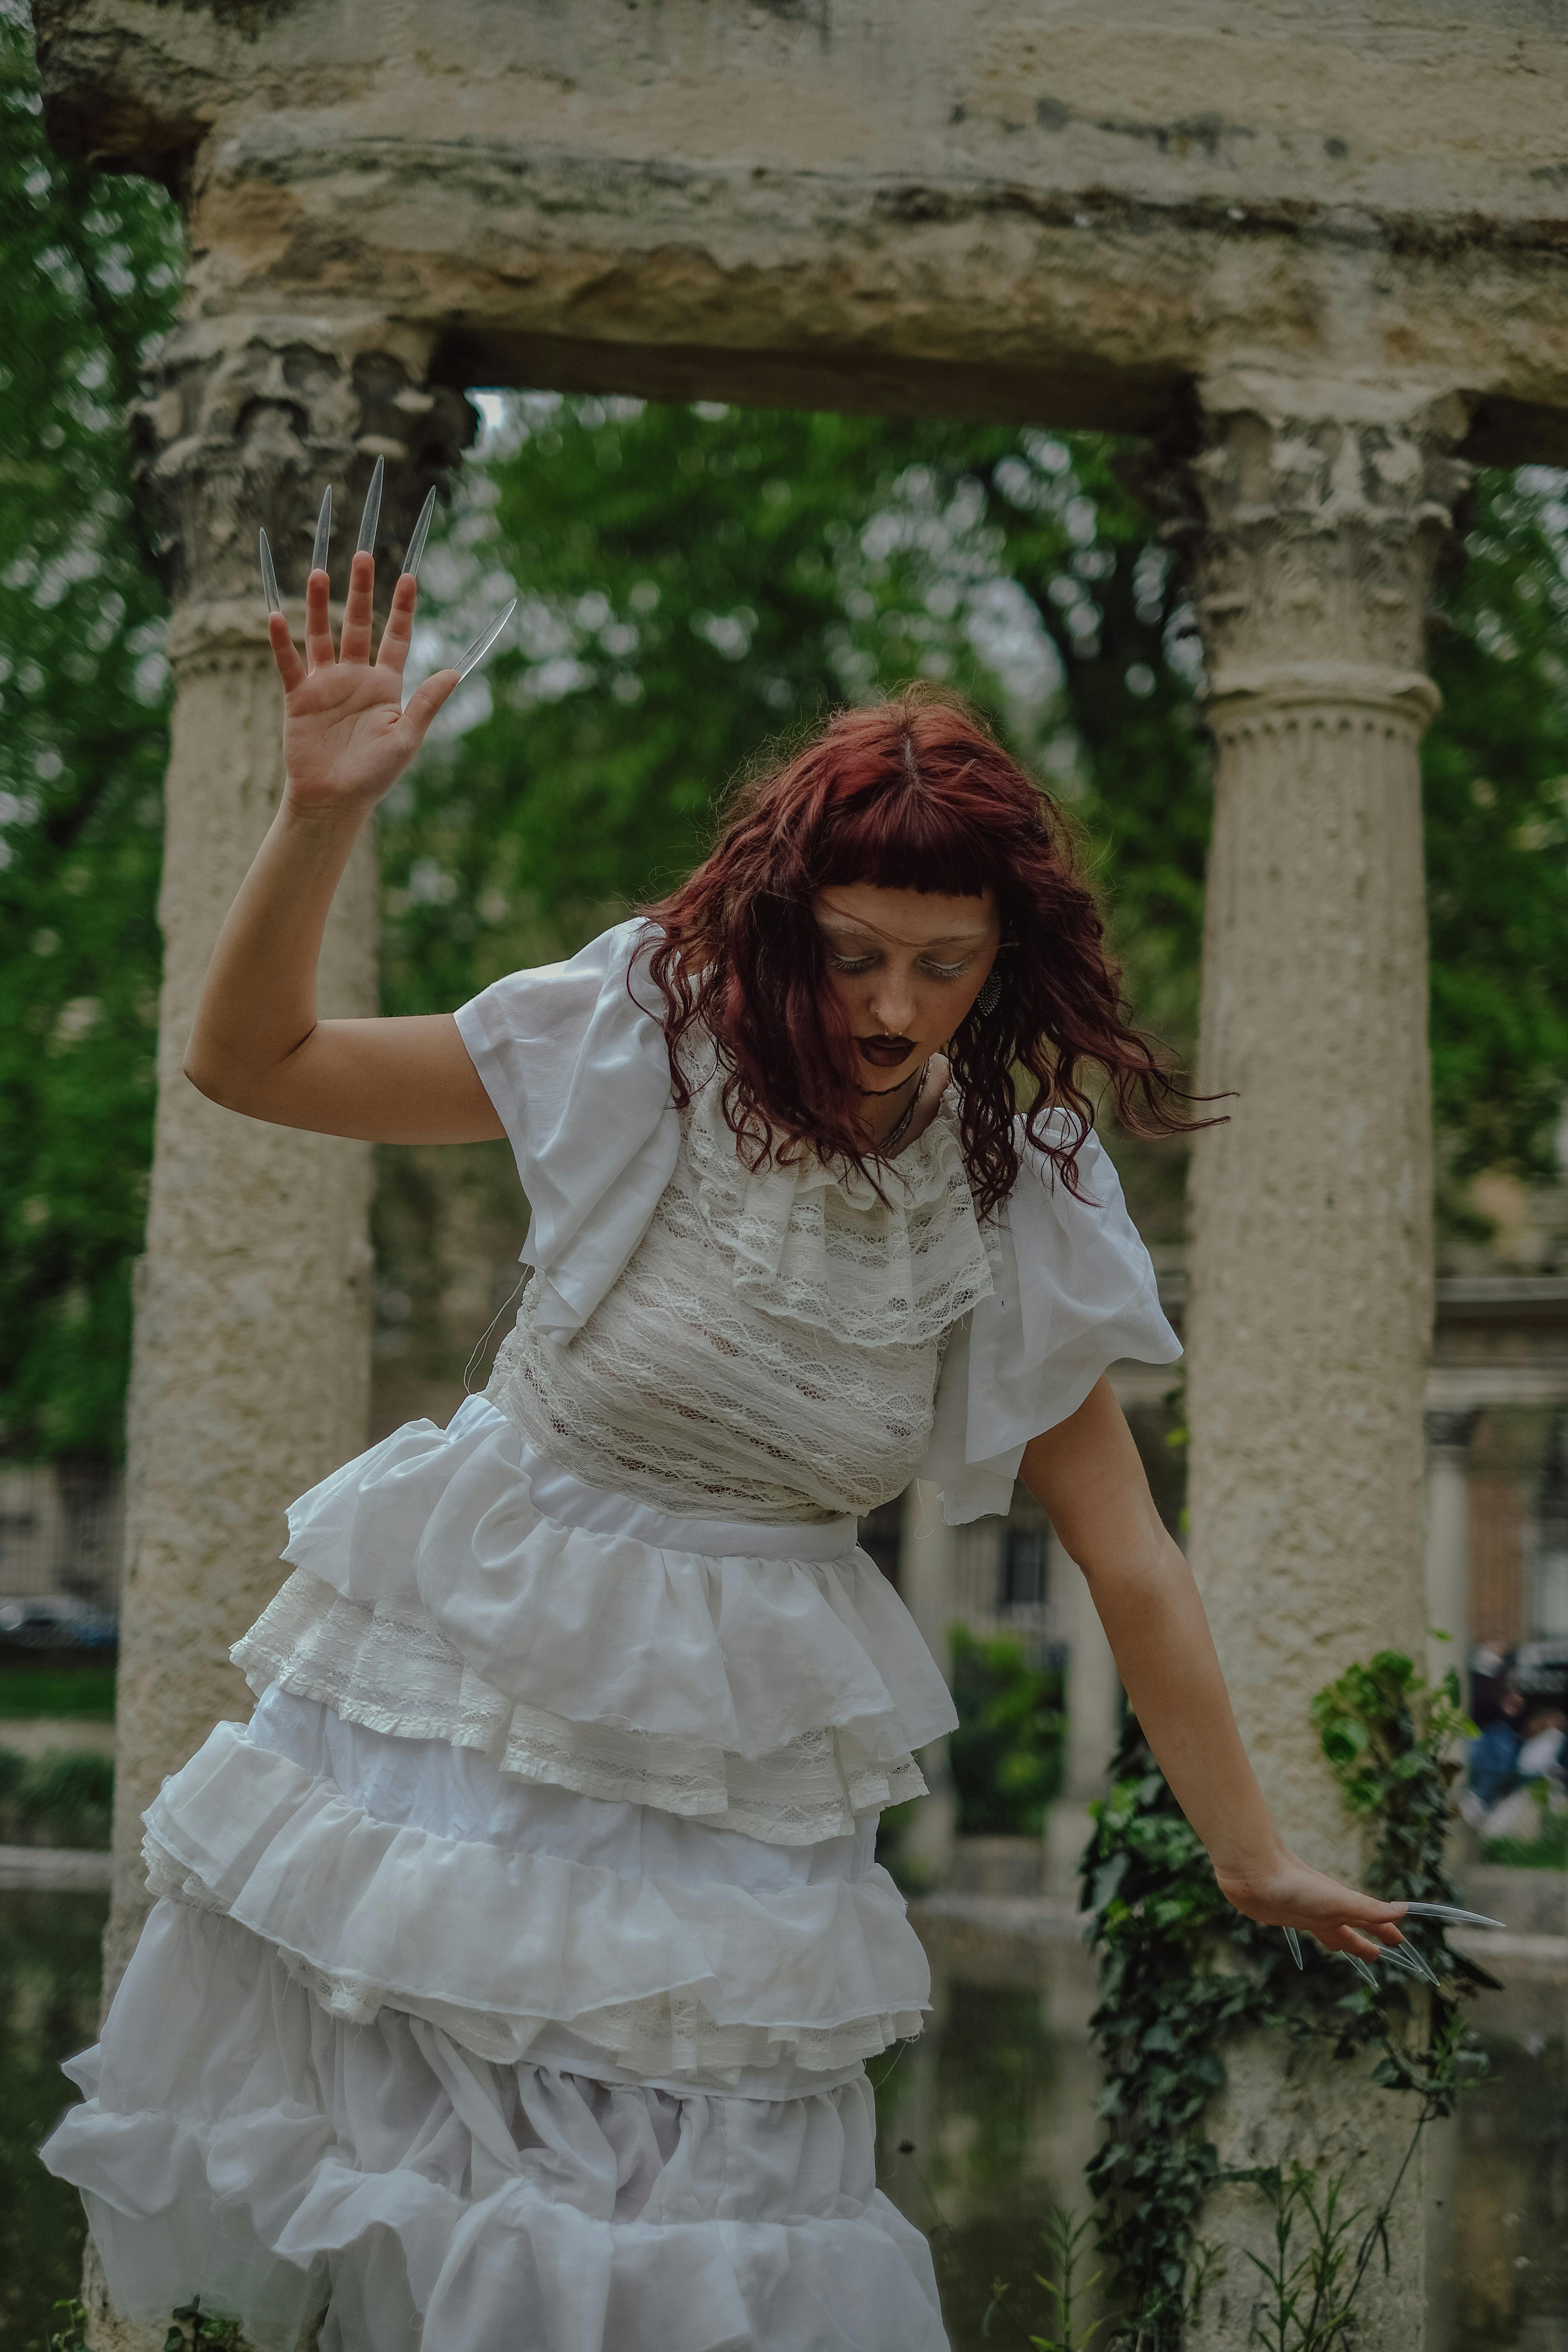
top-left (490, 1079), bottom-right (996, 1524)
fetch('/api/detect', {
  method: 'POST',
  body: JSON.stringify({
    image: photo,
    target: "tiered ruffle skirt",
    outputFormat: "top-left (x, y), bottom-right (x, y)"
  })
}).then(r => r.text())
top-left (42, 1398), bottom-right (958, 2349)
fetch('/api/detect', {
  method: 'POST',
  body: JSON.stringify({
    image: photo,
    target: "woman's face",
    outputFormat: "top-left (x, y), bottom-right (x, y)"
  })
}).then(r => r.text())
top-left (811, 882), bottom-right (1001, 1090)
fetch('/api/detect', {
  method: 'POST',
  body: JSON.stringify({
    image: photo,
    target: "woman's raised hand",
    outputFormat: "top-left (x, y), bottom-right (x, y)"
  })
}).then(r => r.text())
top-left (266, 550), bottom-right (459, 817)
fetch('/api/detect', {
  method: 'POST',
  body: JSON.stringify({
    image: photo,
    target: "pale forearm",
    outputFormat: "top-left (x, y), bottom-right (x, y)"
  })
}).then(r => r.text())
top-left (184, 799), bottom-right (365, 1106)
top-left (1020, 1382), bottom-right (1407, 1957)
top-left (1081, 1535), bottom-right (1283, 1879)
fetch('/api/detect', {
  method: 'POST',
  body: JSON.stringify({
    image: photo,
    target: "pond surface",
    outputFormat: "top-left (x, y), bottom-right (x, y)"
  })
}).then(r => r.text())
top-left (2, 1894), bottom-right (1563, 2352)
top-left (0, 1891), bottom-right (107, 2352)
top-left (876, 1914), bottom-right (1568, 2352)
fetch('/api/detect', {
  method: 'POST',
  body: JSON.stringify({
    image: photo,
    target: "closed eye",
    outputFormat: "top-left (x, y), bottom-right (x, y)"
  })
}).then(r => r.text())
top-left (826, 950), bottom-right (975, 979)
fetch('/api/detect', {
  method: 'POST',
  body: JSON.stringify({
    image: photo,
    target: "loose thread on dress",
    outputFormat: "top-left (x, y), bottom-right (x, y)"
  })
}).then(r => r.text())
top-left (463, 1265), bottom-right (530, 1396)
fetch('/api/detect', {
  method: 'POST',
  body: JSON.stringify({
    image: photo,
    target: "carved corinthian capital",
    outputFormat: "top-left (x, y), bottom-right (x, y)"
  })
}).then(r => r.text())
top-left (1170, 373), bottom-right (1472, 732)
top-left (133, 312), bottom-right (478, 666)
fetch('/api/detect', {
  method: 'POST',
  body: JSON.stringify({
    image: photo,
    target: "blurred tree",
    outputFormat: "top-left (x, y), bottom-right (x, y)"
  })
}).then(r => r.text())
top-left (0, 2), bottom-right (182, 1461)
top-left (8, 0), bottom-right (1568, 1466)
top-left (389, 404), bottom-right (1568, 1236)
top-left (1424, 468), bottom-right (1568, 1182)
top-left (379, 398), bottom-right (1019, 1012)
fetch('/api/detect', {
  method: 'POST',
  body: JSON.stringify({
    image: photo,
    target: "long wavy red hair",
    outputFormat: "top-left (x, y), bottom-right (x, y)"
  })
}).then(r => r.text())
top-left (640, 684), bottom-right (1205, 1218)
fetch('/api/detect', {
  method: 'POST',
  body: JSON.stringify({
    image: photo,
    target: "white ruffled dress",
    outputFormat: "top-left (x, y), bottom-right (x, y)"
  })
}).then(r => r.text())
top-left (43, 922), bottom-right (1180, 2352)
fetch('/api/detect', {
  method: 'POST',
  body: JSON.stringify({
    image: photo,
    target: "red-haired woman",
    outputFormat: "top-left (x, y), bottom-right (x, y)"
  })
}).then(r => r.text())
top-left (46, 550), bottom-right (1410, 2349)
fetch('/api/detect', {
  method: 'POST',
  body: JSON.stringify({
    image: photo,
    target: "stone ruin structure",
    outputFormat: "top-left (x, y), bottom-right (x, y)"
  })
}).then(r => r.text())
top-left (33, 2), bottom-right (1568, 2344)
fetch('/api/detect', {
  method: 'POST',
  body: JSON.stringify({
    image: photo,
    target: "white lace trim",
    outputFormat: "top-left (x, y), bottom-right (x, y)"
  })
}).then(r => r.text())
top-left (141, 1724), bottom-right (928, 2083)
top-left (233, 1571), bottom-right (928, 1846)
top-left (685, 1078), bottom-right (996, 1348)
top-left (493, 1101), bottom-right (963, 1520)
top-left (141, 1855), bottom-right (922, 2079)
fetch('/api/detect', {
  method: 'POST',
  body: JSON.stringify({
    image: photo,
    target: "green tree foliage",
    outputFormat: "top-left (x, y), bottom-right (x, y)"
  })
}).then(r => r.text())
top-left (947, 1625), bottom-right (1066, 1837)
top-left (8, 13), bottom-right (1568, 1464)
top-left (379, 399), bottom-right (1018, 1011)
top-left (391, 401), bottom-right (1568, 1183)
top-left (1424, 468), bottom-right (1568, 1179)
top-left (0, 1), bottom-right (181, 1461)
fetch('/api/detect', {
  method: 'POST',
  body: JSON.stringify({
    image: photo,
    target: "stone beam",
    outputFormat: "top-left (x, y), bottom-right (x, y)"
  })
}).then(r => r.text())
top-left (31, 0), bottom-right (1568, 463)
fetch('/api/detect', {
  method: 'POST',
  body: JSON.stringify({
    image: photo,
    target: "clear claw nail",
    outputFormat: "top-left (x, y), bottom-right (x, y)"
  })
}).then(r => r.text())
top-left (356, 455), bottom-right (384, 558)
top-left (1283, 1927), bottom-right (1303, 1970)
top-left (1344, 1954), bottom-right (1379, 1986)
top-left (1383, 1942), bottom-right (1443, 1990)
top-left (259, 529), bottom-right (282, 616)
top-left (454, 598), bottom-right (517, 681)
top-left (311, 485), bottom-right (332, 576)
top-left (1401, 1903), bottom-right (1506, 1929)
top-left (403, 487), bottom-right (437, 582)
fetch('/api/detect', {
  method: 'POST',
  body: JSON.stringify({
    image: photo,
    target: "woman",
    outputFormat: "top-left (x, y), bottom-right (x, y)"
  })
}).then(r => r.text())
top-left (44, 543), bottom-right (1409, 2349)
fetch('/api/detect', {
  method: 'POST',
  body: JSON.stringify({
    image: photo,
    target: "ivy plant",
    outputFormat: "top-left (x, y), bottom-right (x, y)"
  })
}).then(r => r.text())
top-left (1081, 1654), bottom-right (1493, 2350)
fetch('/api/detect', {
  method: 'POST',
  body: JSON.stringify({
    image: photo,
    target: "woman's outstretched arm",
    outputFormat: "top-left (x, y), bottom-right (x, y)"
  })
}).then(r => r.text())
top-left (183, 549), bottom-right (504, 1145)
top-left (1021, 1378), bottom-right (1407, 1959)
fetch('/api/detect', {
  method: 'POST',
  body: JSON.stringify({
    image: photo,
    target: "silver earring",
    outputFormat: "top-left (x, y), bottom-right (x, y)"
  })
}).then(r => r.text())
top-left (975, 968), bottom-right (1002, 1017)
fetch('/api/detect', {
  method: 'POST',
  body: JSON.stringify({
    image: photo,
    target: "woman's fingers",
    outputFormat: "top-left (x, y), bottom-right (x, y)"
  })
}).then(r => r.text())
top-left (304, 568), bottom-right (335, 673)
top-left (376, 572), bottom-right (418, 678)
top-left (1331, 1923), bottom-right (1393, 1962)
top-left (339, 550), bottom-right (376, 666)
top-left (267, 611), bottom-right (306, 694)
top-left (401, 666), bottom-right (460, 743)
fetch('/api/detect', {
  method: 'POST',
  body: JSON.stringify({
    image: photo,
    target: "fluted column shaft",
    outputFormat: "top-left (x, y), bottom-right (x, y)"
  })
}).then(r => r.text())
top-left (1174, 372), bottom-right (1469, 2352)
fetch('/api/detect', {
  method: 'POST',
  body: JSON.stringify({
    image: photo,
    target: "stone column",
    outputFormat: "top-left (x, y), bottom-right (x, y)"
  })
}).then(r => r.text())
top-left (1424, 1410), bottom-right (1477, 1697)
top-left (899, 1479), bottom-right (959, 1883)
top-left (1173, 371), bottom-right (1469, 2352)
top-left (1045, 1536), bottom-right (1122, 1900)
top-left (103, 314), bottom-right (475, 2000)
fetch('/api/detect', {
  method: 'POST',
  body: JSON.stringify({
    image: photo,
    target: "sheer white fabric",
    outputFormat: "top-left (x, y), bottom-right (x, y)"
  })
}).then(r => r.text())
top-left (455, 922), bottom-right (1180, 1518)
top-left (493, 1083), bottom-right (986, 1524)
top-left (929, 1112), bottom-right (1182, 1521)
top-left (236, 1568), bottom-right (930, 1845)
top-left (46, 919), bottom-right (1180, 2349)
top-left (47, 1450), bottom-right (955, 2345)
top-left (454, 919), bottom-right (681, 1340)
top-left (48, 1908), bottom-right (946, 2352)
top-left (246, 1400), bottom-right (957, 1844)
top-left (139, 1703), bottom-right (929, 2085)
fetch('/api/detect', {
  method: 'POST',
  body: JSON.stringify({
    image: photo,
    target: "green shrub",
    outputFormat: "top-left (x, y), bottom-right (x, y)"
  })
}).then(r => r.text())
top-left (948, 1627), bottom-right (1065, 1837)
top-left (0, 1747), bottom-right (113, 1849)
top-left (0, 1665), bottom-right (116, 1721)
top-left (1482, 1782), bottom-right (1568, 1868)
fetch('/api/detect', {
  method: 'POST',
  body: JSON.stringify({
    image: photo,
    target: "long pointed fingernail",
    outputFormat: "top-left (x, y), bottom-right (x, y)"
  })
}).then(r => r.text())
top-left (1283, 1927), bottom-right (1303, 1970)
top-left (311, 484), bottom-right (332, 575)
top-left (455, 598), bottom-right (517, 681)
top-left (1383, 1942), bottom-right (1443, 1990)
top-left (1344, 1954), bottom-right (1379, 1986)
top-left (1402, 1903), bottom-right (1506, 1929)
top-left (403, 486), bottom-right (437, 581)
top-left (356, 455), bottom-right (384, 558)
top-left (259, 529), bottom-right (282, 615)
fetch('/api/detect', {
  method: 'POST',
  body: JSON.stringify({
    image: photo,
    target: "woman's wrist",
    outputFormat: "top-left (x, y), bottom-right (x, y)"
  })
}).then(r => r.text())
top-left (1207, 1831), bottom-right (1290, 1887)
top-left (279, 784), bottom-right (373, 839)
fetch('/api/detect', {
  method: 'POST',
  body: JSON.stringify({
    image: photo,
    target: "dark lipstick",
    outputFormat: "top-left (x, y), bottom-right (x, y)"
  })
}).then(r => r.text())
top-left (857, 1035), bottom-right (917, 1069)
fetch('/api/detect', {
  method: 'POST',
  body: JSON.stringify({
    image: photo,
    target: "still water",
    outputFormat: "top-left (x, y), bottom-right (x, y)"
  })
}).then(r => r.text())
top-left (2, 1894), bottom-right (1563, 2352)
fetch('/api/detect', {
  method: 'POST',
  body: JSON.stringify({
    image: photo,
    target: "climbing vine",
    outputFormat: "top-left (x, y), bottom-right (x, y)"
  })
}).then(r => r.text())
top-left (1081, 1652), bottom-right (1493, 2350)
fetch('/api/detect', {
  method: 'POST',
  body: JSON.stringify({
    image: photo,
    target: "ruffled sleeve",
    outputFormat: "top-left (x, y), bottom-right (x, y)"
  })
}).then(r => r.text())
top-left (919, 1116), bottom-right (1181, 1525)
top-left (453, 920), bottom-right (678, 1339)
